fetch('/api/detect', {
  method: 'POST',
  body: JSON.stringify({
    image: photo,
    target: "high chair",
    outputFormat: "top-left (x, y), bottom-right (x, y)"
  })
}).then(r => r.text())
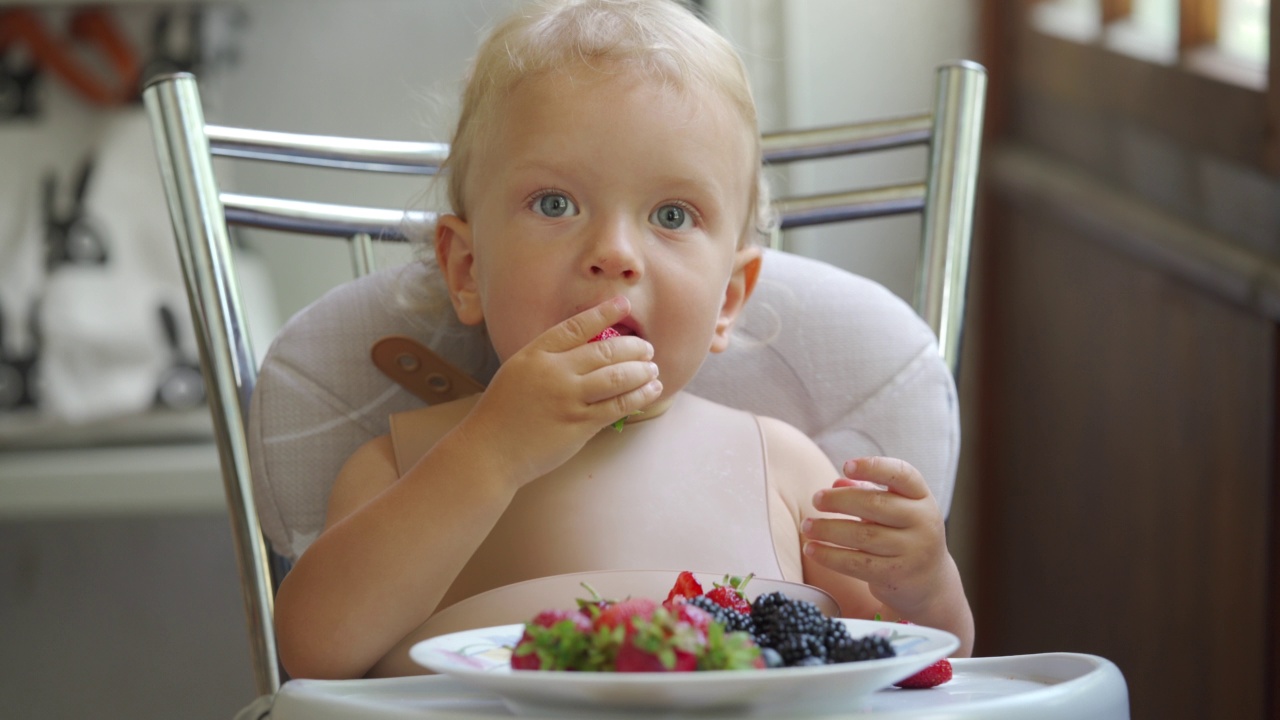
top-left (144, 62), bottom-right (1128, 719)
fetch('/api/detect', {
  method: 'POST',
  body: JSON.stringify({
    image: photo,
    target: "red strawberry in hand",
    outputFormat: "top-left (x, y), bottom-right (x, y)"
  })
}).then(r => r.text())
top-left (589, 327), bottom-right (622, 343)
top-left (894, 658), bottom-right (953, 689)
top-left (664, 570), bottom-right (704, 605)
top-left (587, 326), bottom-right (637, 431)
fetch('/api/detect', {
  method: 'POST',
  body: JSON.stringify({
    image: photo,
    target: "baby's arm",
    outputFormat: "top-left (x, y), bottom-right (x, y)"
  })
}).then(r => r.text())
top-left (759, 417), bottom-right (974, 657)
top-left (273, 297), bottom-right (662, 679)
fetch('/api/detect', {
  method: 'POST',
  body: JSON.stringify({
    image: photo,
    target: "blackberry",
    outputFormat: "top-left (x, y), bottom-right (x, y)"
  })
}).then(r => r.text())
top-left (752, 593), bottom-right (826, 642)
top-left (821, 617), bottom-right (856, 661)
top-left (750, 592), bottom-right (895, 667)
top-left (829, 634), bottom-right (896, 663)
top-left (750, 591), bottom-right (790, 621)
top-left (773, 633), bottom-right (826, 666)
top-left (685, 595), bottom-right (757, 637)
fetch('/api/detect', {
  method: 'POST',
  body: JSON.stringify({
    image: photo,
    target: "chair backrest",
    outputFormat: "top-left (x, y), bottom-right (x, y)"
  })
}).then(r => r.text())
top-left (143, 61), bottom-right (985, 696)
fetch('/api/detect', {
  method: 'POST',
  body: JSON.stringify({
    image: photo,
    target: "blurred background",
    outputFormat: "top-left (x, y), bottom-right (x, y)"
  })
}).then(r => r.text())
top-left (0, 1), bottom-right (1275, 719)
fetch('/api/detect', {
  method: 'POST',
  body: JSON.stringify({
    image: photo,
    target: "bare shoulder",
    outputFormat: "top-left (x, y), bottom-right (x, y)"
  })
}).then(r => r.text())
top-left (324, 395), bottom-right (480, 531)
top-left (757, 415), bottom-right (839, 515)
top-left (324, 434), bottom-right (399, 531)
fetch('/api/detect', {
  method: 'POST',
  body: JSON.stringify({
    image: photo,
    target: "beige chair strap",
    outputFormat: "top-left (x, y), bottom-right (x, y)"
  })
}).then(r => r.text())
top-left (370, 335), bottom-right (486, 405)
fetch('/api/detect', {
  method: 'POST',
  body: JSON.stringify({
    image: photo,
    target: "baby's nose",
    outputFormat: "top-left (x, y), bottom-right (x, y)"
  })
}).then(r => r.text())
top-left (586, 223), bottom-right (643, 280)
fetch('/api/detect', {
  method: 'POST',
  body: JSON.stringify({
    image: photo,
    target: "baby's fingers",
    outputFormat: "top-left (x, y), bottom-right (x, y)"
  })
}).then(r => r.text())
top-left (540, 296), bottom-right (632, 352)
top-left (842, 457), bottom-right (930, 501)
top-left (601, 376), bottom-right (664, 421)
top-left (581, 359), bottom-right (661, 405)
top-left (801, 516), bottom-right (904, 558)
top-left (812, 484), bottom-right (915, 529)
top-left (802, 541), bottom-right (901, 585)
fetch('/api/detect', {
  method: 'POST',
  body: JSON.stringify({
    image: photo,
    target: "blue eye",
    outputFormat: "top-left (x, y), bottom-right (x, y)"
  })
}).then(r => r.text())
top-left (535, 193), bottom-right (577, 218)
top-left (651, 204), bottom-right (692, 230)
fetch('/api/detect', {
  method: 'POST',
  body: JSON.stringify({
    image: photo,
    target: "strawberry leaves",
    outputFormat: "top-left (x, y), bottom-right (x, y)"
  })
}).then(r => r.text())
top-left (513, 585), bottom-right (760, 672)
top-left (704, 573), bottom-right (754, 614)
top-left (511, 612), bottom-right (594, 670)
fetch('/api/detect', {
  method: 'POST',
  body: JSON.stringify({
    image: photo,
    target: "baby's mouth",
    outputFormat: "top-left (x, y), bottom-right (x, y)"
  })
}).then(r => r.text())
top-left (613, 318), bottom-right (645, 340)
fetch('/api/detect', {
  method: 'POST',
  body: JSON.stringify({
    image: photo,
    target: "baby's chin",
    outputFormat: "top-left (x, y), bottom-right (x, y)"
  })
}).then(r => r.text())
top-left (625, 394), bottom-right (677, 425)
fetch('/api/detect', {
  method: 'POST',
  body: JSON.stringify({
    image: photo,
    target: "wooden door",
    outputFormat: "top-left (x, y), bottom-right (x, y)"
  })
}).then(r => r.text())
top-left (970, 3), bottom-right (1280, 719)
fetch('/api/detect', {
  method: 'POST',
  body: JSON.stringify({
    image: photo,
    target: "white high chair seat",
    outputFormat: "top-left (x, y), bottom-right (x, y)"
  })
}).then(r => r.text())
top-left (248, 248), bottom-right (958, 563)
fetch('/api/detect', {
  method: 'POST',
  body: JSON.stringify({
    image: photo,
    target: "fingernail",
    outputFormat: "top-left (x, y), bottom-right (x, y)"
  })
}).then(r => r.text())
top-left (803, 542), bottom-right (815, 557)
top-left (648, 362), bottom-right (659, 378)
top-left (845, 459), bottom-right (858, 474)
top-left (647, 379), bottom-right (663, 393)
top-left (812, 490), bottom-right (825, 506)
top-left (800, 518), bottom-right (813, 533)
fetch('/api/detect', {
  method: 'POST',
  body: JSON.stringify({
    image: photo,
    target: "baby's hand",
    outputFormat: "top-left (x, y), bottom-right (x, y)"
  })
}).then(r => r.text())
top-left (460, 296), bottom-right (662, 487)
top-left (802, 457), bottom-right (952, 617)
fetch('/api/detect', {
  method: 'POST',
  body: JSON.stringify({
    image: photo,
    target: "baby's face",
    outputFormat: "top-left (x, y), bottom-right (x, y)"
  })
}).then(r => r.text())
top-left (459, 66), bottom-right (757, 404)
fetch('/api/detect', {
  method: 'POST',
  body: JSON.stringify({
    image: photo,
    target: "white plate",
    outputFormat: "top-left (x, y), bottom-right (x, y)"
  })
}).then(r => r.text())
top-left (409, 619), bottom-right (959, 717)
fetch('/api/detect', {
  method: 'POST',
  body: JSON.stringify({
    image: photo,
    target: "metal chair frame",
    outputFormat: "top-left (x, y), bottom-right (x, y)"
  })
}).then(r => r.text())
top-left (142, 61), bottom-right (985, 697)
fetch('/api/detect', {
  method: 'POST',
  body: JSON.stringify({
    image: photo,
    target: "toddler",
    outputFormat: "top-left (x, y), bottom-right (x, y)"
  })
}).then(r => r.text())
top-left (273, 0), bottom-right (974, 679)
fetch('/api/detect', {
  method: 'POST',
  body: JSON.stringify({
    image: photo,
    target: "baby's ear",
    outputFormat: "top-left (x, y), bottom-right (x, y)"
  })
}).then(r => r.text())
top-left (434, 214), bottom-right (484, 326)
top-left (710, 246), bottom-right (763, 354)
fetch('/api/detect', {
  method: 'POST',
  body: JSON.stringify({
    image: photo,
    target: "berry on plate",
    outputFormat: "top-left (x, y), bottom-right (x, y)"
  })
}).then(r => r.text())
top-left (664, 570), bottom-right (704, 605)
top-left (510, 571), bottom-right (907, 673)
top-left (704, 574), bottom-right (754, 615)
top-left (511, 609), bottom-right (594, 670)
top-left (614, 608), bottom-right (704, 672)
top-left (593, 597), bottom-right (659, 634)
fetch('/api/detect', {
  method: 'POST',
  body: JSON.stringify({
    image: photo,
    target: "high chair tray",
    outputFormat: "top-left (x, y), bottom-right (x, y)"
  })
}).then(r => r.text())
top-left (263, 652), bottom-right (1129, 720)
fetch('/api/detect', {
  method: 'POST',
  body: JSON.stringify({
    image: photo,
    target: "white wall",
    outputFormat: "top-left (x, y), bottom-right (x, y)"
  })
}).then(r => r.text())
top-left (711, 0), bottom-right (980, 302)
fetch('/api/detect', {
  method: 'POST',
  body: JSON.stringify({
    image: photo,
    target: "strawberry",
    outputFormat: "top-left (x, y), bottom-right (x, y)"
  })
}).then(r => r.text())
top-left (575, 582), bottom-right (615, 618)
top-left (664, 570), bottom-right (704, 605)
top-left (667, 601), bottom-right (712, 634)
top-left (888, 619), bottom-right (953, 688)
top-left (615, 636), bottom-right (699, 672)
top-left (511, 609), bottom-right (593, 670)
top-left (703, 574), bottom-right (753, 615)
top-left (593, 597), bottom-right (658, 635)
top-left (894, 658), bottom-right (953, 689)
top-left (589, 327), bottom-right (622, 343)
top-left (614, 606), bottom-right (704, 672)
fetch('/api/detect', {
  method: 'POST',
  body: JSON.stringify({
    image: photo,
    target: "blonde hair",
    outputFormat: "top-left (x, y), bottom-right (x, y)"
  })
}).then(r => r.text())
top-left (443, 0), bottom-right (774, 243)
